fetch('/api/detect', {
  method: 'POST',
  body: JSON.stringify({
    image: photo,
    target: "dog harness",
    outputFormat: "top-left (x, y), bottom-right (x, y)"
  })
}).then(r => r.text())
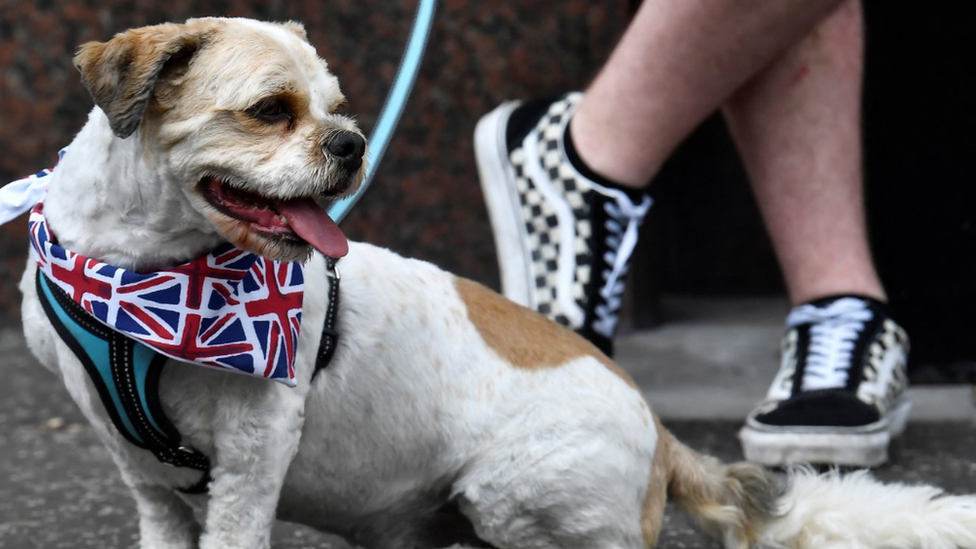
top-left (25, 199), bottom-right (340, 493)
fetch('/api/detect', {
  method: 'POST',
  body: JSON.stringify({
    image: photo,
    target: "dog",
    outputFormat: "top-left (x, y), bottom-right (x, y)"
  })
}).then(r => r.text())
top-left (16, 17), bottom-right (976, 549)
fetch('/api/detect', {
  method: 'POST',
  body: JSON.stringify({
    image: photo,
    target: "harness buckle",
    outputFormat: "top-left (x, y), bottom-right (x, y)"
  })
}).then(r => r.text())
top-left (326, 259), bottom-right (340, 281)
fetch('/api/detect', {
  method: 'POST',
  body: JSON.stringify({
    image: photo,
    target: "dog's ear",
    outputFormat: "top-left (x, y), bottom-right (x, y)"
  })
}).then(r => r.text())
top-left (280, 21), bottom-right (309, 42)
top-left (73, 23), bottom-right (207, 139)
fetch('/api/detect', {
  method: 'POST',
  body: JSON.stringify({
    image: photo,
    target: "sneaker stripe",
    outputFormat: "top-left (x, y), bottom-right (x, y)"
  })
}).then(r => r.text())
top-left (522, 126), bottom-right (586, 327)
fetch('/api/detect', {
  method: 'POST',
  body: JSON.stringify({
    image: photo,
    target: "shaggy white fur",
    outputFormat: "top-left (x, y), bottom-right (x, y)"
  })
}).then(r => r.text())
top-left (761, 468), bottom-right (976, 549)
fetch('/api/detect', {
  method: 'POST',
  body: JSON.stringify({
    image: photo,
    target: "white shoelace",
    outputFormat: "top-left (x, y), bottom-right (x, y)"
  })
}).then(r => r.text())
top-left (787, 297), bottom-right (874, 391)
top-left (591, 192), bottom-right (652, 338)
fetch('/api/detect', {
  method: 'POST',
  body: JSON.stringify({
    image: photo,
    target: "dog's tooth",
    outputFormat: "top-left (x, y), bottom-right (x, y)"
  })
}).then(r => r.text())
top-left (280, 215), bottom-right (288, 225)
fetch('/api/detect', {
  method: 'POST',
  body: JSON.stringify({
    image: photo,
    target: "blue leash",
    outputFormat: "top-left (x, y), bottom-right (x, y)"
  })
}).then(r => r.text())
top-left (328, 0), bottom-right (438, 224)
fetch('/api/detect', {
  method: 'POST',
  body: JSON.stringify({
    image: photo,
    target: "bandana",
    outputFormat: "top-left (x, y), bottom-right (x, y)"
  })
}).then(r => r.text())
top-left (0, 150), bottom-right (61, 225)
top-left (26, 199), bottom-right (305, 386)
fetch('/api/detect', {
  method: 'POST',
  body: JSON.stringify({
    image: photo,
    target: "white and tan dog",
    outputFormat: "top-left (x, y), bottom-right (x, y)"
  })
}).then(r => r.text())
top-left (17, 18), bottom-right (976, 549)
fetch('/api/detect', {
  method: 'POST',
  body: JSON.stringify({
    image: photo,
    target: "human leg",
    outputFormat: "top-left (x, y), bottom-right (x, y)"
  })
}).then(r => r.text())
top-left (725, 1), bottom-right (910, 467)
top-left (569, 0), bottom-right (850, 189)
top-left (722, 0), bottom-right (883, 306)
top-left (475, 0), bottom-right (850, 355)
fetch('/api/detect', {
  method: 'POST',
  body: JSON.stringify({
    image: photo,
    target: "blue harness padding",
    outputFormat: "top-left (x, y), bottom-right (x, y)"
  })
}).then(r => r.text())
top-left (36, 270), bottom-right (212, 493)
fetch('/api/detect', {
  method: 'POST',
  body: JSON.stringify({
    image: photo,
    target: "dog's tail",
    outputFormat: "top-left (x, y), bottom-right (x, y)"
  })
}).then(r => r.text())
top-left (655, 426), bottom-right (976, 549)
top-left (759, 467), bottom-right (976, 549)
top-left (649, 425), bottom-right (780, 548)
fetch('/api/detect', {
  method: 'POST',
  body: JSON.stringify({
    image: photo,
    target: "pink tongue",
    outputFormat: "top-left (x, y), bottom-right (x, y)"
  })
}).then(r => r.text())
top-left (275, 199), bottom-right (348, 258)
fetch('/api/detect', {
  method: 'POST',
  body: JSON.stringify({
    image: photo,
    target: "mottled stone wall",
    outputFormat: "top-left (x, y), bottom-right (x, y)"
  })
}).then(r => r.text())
top-left (0, 0), bottom-right (631, 323)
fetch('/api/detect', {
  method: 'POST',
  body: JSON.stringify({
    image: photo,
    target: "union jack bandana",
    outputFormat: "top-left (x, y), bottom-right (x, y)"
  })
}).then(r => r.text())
top-left (28, 201), bottom-right (305, 386)
top-left (0, 150), bottom-right (60, 225)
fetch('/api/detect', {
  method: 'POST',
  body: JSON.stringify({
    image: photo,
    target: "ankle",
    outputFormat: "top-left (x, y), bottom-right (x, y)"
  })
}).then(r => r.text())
top-left (790, 286), bottom-right (888, 308)
top-left (566, 116), bottom-right (656, 190)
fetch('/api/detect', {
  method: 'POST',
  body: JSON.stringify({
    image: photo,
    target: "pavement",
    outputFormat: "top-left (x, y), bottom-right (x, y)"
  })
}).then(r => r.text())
top-left (1, 295), bottom-right (974, 548)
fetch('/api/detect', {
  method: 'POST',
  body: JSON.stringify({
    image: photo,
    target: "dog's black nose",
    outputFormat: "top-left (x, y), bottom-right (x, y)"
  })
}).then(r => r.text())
top-left (325, 131), bottom-right (366, 171)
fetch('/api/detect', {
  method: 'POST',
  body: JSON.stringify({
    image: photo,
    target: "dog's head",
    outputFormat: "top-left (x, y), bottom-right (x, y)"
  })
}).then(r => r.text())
top-left (73, 18), bottom-right (365, 261)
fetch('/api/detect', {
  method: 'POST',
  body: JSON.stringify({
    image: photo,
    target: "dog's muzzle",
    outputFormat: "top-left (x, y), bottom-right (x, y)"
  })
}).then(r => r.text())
top-left (325, 131), bottom-right (366, 173)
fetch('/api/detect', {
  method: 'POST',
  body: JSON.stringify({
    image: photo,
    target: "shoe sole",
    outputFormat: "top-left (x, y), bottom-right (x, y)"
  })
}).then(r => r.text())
top-left (474, 101), bottom-right (534, 308)
top-left (738, 397), bottom-right (912, 468)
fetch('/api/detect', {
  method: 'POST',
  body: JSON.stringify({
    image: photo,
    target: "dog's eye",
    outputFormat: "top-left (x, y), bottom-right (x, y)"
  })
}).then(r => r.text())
top-left (248, 98), bottom-right (292, 123)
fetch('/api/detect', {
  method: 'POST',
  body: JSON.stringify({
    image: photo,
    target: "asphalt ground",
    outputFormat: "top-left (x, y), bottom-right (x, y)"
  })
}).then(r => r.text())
top-left (1, 296), bottom-right (974, 548)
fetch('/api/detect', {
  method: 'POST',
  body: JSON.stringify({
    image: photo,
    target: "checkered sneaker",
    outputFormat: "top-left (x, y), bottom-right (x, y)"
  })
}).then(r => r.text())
top-left (475, 93), bottom-right (651, 355)
top-left (740, 295), bottom-right (911, 467)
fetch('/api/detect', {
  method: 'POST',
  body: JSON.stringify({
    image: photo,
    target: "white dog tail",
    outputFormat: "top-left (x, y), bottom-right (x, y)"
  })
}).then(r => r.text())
top-left (759, 468), bottom-right (976, 549)
top-left (659, 428), bottom-right (976, 549)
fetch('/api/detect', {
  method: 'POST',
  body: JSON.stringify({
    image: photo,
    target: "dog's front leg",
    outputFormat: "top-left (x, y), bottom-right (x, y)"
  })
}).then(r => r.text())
top-left (197, 445), bottom-right (298, 549)
top-left (130, 482), bottom-right (200, 549)
top-left (198, 471), bottom-right (284, 549)
top-left (196, 388), bottom-right (306, 549)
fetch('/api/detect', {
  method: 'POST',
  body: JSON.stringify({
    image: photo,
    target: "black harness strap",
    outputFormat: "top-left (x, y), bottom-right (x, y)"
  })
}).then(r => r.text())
top-left (314, 256), bottom-right (341, 377)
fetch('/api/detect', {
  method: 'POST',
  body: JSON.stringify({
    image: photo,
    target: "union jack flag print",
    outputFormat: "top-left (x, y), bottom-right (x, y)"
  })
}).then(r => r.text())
top-left (29, 201), bottom-right (305, 385)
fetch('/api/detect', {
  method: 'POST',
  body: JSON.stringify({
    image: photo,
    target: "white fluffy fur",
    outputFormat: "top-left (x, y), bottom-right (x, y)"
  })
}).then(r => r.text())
top-left (763, 468), bottom-right (976, 549)
top-left (19, 17), bottom-right (976, 549)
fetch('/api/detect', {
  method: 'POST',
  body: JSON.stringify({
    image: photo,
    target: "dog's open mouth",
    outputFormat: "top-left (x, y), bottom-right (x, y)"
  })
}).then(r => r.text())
top-left (202, 176), bottom-right (348, 258)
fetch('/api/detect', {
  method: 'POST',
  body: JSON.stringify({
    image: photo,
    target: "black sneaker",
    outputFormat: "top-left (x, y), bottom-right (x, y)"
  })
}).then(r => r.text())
top-left (474, 93), bottom-right (652, 356)
top-left (740, 295), bottom-right (911, 467)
